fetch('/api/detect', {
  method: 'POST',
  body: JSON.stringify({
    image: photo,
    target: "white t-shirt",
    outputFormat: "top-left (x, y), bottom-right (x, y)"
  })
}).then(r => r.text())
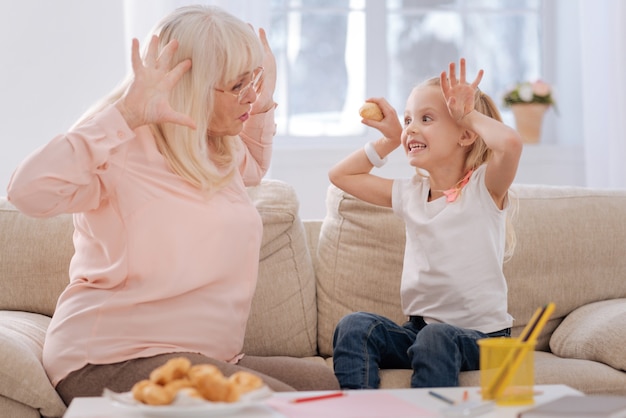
top-left (392, 164), bottom-right (513, 333)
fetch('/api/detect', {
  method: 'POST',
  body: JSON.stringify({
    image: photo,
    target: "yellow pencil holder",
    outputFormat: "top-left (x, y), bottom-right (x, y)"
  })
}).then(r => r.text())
top-left (478, 337), bottom-right (536, 406)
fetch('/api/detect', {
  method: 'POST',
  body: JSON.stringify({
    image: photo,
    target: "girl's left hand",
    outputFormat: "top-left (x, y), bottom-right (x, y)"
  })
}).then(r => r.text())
top-left (440, 58), bottom-right (483, 121)
top-left (252, 28), bottom-right (277, 114)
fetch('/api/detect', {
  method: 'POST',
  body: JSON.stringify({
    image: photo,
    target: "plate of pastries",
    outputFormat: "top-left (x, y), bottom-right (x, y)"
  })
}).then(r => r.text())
top-left (103, 357), bottom-right (272, 416)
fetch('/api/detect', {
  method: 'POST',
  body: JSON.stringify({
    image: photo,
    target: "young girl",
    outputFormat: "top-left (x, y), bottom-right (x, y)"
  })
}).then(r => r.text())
top-left (329, 59), bottom-right (523, 389)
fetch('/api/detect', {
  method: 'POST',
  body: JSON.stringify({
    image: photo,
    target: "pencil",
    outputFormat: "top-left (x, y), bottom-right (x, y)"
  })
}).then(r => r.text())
top-left (291, 391), bottom-right (345, 403)
top-left (428, 390), bottom-right (456, 405)
top-left (518, 306), bottom-right (545, 341)
top-left (524, 302), bottom-right (555, 344)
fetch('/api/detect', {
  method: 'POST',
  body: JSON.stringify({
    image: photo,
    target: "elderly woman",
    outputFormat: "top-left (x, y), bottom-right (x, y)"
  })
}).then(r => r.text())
top-left (7, 5), bottom-right (338, 405)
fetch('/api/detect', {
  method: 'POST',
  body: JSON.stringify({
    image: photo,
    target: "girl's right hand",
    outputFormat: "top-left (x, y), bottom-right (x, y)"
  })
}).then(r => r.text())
top-left (361, 97), bottom-right (403, 146)
top-left (115, 36), bottom-right (197, 131)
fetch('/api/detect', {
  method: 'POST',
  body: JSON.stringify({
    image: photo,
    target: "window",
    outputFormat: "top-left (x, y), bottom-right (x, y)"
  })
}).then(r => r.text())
top-left (268, 0), bottom-right (547, 139)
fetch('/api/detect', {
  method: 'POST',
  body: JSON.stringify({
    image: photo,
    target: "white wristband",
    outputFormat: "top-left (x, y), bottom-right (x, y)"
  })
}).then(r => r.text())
top-left (364, 141), bottom-right (388, 168)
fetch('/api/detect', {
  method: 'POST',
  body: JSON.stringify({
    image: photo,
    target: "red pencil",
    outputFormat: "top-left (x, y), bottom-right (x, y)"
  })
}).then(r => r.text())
top-left (290, 391), bottom-right (345, 403)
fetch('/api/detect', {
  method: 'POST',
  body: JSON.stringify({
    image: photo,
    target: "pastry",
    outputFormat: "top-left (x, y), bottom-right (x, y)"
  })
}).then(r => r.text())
top-left (149, 357), bottom-right (191, 385)
top-left (129, 357), bottom-right (265, 405)
top-left (228, 371), bottom-right (263, 393)
top-left (191, 368), bottom-right (240, 402)
top-left (359, 102), bottom-right (384, 121)
top-left (132, 379), bottom-right (176, 405)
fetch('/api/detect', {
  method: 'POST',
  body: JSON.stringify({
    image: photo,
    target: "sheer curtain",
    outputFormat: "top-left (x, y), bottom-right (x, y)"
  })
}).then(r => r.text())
top-left (579, 0), bottom-right (626, 188)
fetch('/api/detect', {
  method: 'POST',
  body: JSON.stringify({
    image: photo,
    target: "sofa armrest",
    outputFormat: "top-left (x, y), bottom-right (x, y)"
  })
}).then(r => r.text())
top-left (0, 311), bottom-right (66, 417)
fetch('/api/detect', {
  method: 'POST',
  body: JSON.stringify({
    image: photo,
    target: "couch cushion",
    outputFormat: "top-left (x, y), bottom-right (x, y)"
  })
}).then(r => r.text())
top-left (316, 185), bottom-right (406, 357)
top-left (376, 351), bottom-right (626, 395)
top-left (0, 198), bottom-right (73, 316)
top-left (549, 299), bottom-right (626, 371)
top-left (504, 185), bottom-right (626, 349)
top-left (243, 180), bottom-right (318, 357)
top-left (0, 311), bottom-right (66, 417)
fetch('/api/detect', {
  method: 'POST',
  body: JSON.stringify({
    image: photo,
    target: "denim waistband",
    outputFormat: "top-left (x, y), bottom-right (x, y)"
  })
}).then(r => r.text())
top-left (409, 315), bottom-right (511, 336)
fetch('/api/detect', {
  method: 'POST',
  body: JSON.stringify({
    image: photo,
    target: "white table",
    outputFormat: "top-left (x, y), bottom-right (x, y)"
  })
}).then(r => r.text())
top-left (63, 384), bottom-right (583, 418)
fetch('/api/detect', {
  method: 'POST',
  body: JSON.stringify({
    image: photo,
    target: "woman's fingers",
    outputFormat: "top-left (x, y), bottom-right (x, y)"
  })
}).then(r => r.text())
top-left (169, 112), bottom-right (197, 130)
top-left (121, 35), bottom-right (196, 130)
top-left (145, 35), bottom-right (159, 67)
top-left (157, 39), bottom-right (180, 70)
top-left (251, 27), bottom-right (277, 112)
top-left (259, 28), bottom-right (276, 79)
top-left (167, 58), bottom-right (192, 85)
top-left (130, 38), bottom-right (142, 74)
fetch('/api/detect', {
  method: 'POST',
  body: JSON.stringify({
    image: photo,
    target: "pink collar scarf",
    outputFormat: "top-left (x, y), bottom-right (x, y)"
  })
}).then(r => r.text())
top-left (442, 169), bottom-right (474, 203)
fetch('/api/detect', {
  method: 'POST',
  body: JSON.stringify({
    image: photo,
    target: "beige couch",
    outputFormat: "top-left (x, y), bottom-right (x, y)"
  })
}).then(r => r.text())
top-left (1, 179), bottom-right (626, 417)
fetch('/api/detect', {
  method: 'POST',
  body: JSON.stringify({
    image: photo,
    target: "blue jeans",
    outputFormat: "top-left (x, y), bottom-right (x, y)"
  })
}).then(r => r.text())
top-left (332, 312), bottom-right (511, 389)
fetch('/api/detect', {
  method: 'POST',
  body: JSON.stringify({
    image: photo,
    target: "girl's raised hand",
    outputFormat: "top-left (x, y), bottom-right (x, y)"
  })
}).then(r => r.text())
top-left (116, 35), bottom-right (196, 130)
top-left (361, 98), bottom-right (403, 146)
top-left (440, 58), bottom-right (483, 121)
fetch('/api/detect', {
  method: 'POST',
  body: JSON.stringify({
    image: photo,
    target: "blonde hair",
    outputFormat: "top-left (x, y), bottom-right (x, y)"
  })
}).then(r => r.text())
top-left (421, 76), bottom-right (518, 260)
top-left (74, 5), bottom-right (263, 192)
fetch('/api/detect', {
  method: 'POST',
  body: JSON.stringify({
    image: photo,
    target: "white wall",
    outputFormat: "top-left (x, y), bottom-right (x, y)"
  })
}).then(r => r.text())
top-left (0, 0), bottom-right (126, 194)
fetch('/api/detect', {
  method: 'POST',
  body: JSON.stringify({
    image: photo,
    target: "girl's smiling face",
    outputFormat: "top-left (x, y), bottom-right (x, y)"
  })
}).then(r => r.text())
top-left (401, 84), bottom-right (466, 170)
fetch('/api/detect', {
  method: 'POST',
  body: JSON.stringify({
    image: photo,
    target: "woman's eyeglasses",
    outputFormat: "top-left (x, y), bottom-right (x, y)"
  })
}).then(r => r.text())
top-left (214, 67), bottom-right (264, 103)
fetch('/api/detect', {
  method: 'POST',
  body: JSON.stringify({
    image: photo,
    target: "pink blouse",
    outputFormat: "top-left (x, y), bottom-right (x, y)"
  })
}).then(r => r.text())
top-left (6, 105), bottom-right (275, 386)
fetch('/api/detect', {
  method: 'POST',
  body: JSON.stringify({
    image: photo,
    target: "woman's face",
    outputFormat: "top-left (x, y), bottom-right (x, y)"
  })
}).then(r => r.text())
top-left (208, 67), bottom-right (262, 136)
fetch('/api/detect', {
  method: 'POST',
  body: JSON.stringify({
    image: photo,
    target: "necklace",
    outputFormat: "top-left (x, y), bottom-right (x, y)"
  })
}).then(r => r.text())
top-left (431, 169), bottom-right (474, 203)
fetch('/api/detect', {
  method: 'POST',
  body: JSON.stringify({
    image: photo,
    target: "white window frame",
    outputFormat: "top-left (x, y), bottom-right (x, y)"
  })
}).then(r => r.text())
top-left (270, 0), bottom-right (561, 152)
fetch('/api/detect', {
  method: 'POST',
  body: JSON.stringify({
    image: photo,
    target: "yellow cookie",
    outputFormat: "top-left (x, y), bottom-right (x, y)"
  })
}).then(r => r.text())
top-left (359, 102), bottom-right (383, 121)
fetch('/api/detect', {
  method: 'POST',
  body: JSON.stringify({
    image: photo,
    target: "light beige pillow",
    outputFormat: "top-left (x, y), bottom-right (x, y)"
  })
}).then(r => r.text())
top-left (316, 185), bottom-right (407, 357)
top-left (0, 198), bottom-right (73, 317)
top-left (0, 311), bottom-right (67, 417)
top-left (549, 299), bottom-right (626, 371)
top-left (242, 180), bottom-right (318, 357)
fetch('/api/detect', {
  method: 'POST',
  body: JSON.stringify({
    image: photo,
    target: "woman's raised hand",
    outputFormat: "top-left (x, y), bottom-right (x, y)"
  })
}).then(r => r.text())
top-left (251, 28), bottom-right (277, 114)
top-left (116, 35), bottom-right (196, 130)
top-left (440, 58), bottom-right (483, 122)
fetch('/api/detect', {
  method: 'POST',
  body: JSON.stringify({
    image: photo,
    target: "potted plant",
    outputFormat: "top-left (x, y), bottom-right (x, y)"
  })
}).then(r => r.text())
top-left (503, 80), bottom-right (556, 144)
